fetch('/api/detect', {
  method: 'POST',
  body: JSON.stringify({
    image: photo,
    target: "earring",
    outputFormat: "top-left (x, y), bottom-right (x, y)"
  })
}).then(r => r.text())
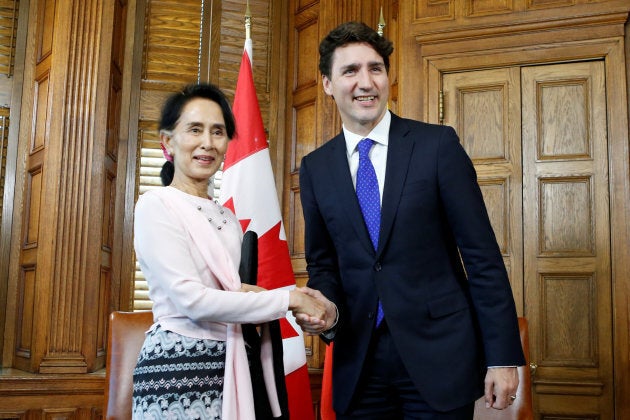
top-left (160, 143), bottom-right (174, 162)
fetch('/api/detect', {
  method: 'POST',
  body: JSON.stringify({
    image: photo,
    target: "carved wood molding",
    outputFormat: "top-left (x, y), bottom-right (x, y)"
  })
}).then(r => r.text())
top-left (409, 0), bottom-right (629, 43)
top-left (0, 369), bottom-right (105, 396)
top-left (414, 11), bottom-right (629, 45)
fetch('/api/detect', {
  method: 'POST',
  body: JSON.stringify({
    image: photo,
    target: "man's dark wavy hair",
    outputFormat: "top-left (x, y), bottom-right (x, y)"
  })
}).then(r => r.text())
top-left (318, 21), bottom-right (394, 79)
top-left (159, 83), bottom-right (236, 186)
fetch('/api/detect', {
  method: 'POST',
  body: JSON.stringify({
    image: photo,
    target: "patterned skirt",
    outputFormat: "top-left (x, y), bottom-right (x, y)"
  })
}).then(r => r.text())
top-left (132, 324), bottom-right (226, 419)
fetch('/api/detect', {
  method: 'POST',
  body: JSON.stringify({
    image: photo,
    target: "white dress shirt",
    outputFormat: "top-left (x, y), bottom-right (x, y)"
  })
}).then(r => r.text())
top-left (343, 111), bottom-right (391, 203)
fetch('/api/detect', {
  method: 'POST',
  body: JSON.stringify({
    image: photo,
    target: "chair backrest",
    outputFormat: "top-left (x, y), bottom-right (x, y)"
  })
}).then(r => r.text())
top-left (473, 317), bottom-right (534, 420)
top-left (104, 310), bottom-right (153, 419)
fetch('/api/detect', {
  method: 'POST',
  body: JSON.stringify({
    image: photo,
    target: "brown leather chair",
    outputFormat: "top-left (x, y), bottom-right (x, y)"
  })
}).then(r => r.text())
top-left (104, 310), bottom-right (153, 419)
top-left (474, 317), bottom-right (534, 419)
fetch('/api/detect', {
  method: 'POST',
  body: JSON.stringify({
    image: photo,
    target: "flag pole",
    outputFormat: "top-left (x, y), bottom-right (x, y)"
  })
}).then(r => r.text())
top-left (225, 3), bottom-right (316, 417)
top-left (245, 0), bottom-right (252, 40)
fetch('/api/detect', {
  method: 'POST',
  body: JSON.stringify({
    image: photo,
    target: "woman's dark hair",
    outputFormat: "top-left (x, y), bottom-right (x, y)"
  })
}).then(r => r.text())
top-left (159, 83), bottom-right (236, 185)
top-left (318, 21), bottom-right (394, 79)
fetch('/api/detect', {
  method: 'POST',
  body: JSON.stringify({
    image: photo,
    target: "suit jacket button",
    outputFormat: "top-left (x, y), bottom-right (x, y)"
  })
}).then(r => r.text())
top-left (374, 262), bottom-right (382, 271)
top-left (368, 312), bottom-right (374, 319)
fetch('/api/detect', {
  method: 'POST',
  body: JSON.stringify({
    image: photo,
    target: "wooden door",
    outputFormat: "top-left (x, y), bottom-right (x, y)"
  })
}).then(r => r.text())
top-left (521, 61), bottom-right (612, 417)
top-left (442, 60), bottom-right (613, 417)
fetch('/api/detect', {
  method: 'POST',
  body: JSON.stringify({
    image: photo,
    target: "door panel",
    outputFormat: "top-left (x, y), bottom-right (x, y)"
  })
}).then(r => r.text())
top-left (442, 68), bottom-right (524, 314)
top-left (522, 61), bottom-right (612, 418)
top-left (442, 60), bottom-right (613, 417)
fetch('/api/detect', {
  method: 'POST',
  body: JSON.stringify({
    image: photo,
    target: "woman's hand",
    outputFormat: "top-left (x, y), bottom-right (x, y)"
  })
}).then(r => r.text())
top-left (290, 287), bottom-right (337, 335)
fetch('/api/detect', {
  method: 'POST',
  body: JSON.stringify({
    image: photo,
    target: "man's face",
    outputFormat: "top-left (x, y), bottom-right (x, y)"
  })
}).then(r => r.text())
top-left (322, 42), bottom-right (389, 136)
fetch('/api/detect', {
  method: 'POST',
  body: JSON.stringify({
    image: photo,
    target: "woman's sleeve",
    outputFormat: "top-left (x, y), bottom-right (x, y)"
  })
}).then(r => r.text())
top-left (134, 193), bottom-right (289, 324)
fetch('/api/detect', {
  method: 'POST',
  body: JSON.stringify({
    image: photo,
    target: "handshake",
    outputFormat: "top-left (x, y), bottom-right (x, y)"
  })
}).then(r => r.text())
top-left (239, 283), bottom-right (336, 335)
top-left (289, 287), bottom-right (337, 336)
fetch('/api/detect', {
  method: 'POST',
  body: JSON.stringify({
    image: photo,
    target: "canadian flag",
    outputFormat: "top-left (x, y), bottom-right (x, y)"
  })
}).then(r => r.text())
top-left (219, 38), bottom-right (314, 420)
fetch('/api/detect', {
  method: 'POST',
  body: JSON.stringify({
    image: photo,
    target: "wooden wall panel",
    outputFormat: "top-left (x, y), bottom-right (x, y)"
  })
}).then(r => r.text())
top-left (459, 86), bottom-right (507, 160)
top-left (286, 0), bottom-right (320, 372)
top-left (414, 0), bottom-right (454, 22)
top-left (0, 371), bottom-right (104, 416)
top-left (528, 0), bottom-right (573, 9)
top-left (0, 410), bottom-right (26, 419)
top-left (33, 0), bottom-right (116, 374)
top-left (294, 102), bottom-right (317, 170)
top-left (98, 0), bottom-right (127, 365)
top-left (540, 273), bottom-right (596, 366)
top-left (466, 0), bottom-right (513, 17)
top-left (31, 73), bottom-right (48, 151)
top-left (13, 0), bottom-right (52, 373)
top-left (36, 0), bottom-right (54, 59)
top-left (1, 0), bottom-right (127, 407)
top-left (407, 0), bottom-right (629, 51)
top-left (538, 81), bottom-right (590, 159)
top-left (16, 266), bottom-right (35, 357)
top-left (478, 179), bottom-right (508, 253)
top-left (295, 21), bottom-right (319, 90)
top-left (23, 167), bottom-right (41, 246)
top-left (540, 177), bottom-right (593, 255)
top-left (0, 108), bottom-right (8, 239)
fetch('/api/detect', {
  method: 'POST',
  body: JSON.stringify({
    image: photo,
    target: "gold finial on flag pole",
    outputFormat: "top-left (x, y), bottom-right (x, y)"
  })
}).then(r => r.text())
top-left (245, 0), bottom-right (252, 40)
top-left (377, 6), bottom-right (385, 36)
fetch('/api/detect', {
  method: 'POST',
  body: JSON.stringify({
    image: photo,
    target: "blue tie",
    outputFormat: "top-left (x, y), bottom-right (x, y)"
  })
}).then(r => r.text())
top-left (356, 138), bottom-right (384, 327)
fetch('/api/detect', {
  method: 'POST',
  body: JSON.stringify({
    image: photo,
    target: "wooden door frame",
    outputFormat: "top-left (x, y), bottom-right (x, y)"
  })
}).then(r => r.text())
top-left (420, 34), bottom-right (629, 417)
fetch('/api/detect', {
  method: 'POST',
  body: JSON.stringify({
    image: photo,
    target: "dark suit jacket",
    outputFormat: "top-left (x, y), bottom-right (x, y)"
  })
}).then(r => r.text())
top-left (299, 113), bottom-right (526, 413)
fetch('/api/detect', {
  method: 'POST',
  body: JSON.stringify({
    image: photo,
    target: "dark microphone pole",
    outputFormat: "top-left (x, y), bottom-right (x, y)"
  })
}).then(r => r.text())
top-left (239, 230), bottom-right (258, 286)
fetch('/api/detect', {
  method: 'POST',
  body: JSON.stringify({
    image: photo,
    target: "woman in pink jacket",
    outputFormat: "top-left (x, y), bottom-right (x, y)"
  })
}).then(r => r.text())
top-left (132, 84), bottom-right (326, 419)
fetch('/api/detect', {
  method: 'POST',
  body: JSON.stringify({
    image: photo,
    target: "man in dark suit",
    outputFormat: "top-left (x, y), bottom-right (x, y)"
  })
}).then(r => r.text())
top-left (296, 21), bottom-right (526, 419)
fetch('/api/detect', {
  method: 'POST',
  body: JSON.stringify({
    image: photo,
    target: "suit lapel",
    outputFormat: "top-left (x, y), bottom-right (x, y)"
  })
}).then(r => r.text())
top-left (328, 134), bottom-right (377, 254)
top-left (377, 115), bottom-right (414, 256)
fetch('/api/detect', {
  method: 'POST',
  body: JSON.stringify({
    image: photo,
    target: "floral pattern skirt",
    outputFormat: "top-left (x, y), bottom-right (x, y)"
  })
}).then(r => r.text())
top-left (132, 324), bottom-right (226, 419)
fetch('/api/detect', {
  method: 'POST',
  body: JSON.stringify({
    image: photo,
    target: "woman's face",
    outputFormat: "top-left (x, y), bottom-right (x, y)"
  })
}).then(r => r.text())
top-left (162, 98), bottom-right (229, 191)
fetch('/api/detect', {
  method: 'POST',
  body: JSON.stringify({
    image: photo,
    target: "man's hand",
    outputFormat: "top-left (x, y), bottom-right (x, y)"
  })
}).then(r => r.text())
top-left (484, 367), bottom-right (519, 409)
top-left (293, 287), bottom-right (337, 336)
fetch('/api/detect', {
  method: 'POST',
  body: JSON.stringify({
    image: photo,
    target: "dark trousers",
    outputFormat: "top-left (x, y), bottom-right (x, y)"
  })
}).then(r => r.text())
top-left (337, 322), bottom-right (474, 420)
